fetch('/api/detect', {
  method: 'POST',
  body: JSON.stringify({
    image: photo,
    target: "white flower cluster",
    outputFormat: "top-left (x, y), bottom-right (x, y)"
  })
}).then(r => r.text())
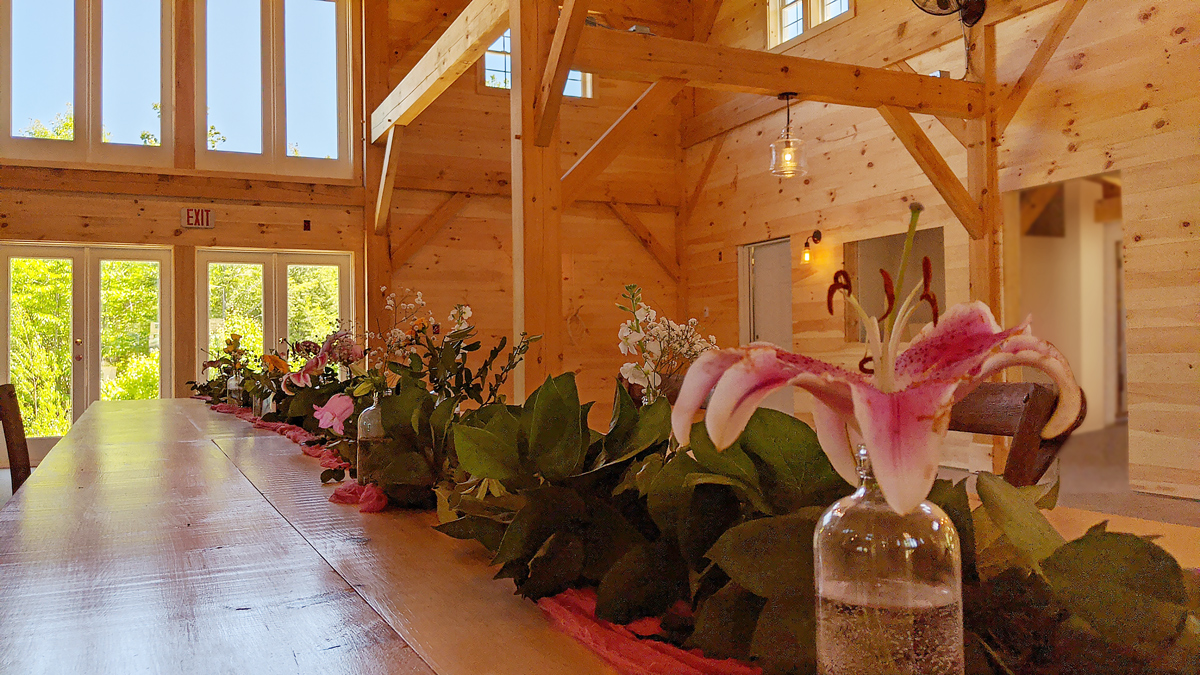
top-left (449, 304), bottom-right (473, 332)
top-left (617, 288), bottom-right (716, 404)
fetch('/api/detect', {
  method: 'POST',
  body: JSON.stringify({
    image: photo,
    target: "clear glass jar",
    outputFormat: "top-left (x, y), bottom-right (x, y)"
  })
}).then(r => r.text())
top-left (226, 371), bottom-right (245, 407)
top-left (356, 390), bottom-right (388, 485)
top-left (813, 445), bottom-right (964, 675)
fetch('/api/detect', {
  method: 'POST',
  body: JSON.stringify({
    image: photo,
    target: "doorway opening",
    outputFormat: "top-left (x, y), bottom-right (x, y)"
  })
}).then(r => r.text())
top-left (738, 237), bottom-right (793, 415)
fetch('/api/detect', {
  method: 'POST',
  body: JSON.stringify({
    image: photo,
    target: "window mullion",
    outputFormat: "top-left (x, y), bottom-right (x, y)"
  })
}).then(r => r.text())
top-left (266, 0), bottom-right (285, 169)
top-left (76, 0), bottom-right (93, 157)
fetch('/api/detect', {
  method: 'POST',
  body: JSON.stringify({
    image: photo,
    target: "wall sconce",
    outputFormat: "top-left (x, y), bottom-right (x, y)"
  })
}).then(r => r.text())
top-left (802, 230), bottom-right (822, 264)
top-left (769, 93), bottom-right (808, 178)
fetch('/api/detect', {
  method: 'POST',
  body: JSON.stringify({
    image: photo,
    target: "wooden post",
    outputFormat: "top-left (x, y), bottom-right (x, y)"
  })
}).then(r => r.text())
top-left (511, 0), bottom-right (564, 398)
top-left (966, 24), bottom-right (1009, 474)
top-left (172, 245), bottom-right (196, 397)
top-left (363, 0), bottom-right (392, 335)
top-left (173, 0), bottom-right (196, 169)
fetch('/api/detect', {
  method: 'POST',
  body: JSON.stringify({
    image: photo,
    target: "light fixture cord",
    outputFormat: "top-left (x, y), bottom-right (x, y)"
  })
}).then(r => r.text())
top-left (785, 95), bottom-right (792, 130)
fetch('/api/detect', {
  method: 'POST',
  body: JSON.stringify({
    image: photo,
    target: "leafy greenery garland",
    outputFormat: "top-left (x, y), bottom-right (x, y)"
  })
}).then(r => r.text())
top-left (195, 331), bottom-right (1200, 675)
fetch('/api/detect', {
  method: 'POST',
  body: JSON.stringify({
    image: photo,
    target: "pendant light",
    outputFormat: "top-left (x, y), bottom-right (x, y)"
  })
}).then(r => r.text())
top-left (770, 92), bottom-right (807, 178)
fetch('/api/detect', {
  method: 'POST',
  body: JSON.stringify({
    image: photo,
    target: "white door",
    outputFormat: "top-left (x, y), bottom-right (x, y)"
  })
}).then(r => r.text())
top-left (0, 244), bottom-right (173, 463)
top-left (739, 238), bottom-right (794, 415)
top-left (195, 249), bottom-right (352, 375)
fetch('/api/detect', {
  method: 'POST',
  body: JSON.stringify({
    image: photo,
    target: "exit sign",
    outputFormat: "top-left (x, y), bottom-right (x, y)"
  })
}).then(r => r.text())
top-left (181, 208), bottom-right (214, 229)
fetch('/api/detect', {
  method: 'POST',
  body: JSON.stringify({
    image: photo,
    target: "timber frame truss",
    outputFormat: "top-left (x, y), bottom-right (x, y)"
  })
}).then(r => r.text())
top-left (368, 0), bottom-right (1091, 391)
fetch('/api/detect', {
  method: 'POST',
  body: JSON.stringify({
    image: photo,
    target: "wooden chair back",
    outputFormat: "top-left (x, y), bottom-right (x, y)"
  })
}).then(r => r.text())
top-left (0, 384), bottom-right (32, 493)
top-left (949, 381), bottom-right (1088, 487)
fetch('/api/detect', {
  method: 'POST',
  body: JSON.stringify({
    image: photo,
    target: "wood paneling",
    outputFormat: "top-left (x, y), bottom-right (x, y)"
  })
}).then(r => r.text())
top-left (682, 0), bottom-right (1200, 486)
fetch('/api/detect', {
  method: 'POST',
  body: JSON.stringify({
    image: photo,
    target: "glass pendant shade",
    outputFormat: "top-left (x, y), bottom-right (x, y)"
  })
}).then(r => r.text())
top-left (770, 127), bottom-right (807, 178)
top-left (814, 445), bottom-right (964, 675)
top-left (356, 390), bottom-right (388, 485)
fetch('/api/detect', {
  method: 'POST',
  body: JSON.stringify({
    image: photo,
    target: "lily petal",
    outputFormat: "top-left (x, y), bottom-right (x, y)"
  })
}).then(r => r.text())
top-left (894, 301), bottom-right (1026, 387)
top-left (852, 380), bottom-right (958, 515)
top-left (971, 333), bottom-right (1082, 438)
top-left (704, 347), bottom-right (860, 450)
top-left (811, 400), bottom-right (861, 486)
top-left (671, 349), bottom-right (745, 443)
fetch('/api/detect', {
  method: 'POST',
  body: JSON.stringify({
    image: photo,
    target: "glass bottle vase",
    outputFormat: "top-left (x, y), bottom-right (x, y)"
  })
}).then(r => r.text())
top-left (356, 390), bottom-right (388, 485)
top-left (813, 445), bottom-right (964, 675)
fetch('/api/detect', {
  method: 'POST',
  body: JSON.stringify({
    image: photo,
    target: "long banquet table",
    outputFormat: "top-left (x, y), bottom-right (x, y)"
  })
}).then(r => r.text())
top-left (2, 399), bottom-right (1198, 674)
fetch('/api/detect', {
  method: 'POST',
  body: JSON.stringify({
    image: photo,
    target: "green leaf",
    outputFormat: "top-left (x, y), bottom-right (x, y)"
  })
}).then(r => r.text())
top-left (927, 477), bottom-right (978, 582)
top-left (612, 454), bottom-right (664, 498)
top-left (454, 426), bottom-right (521, 480)
top-left (686, 581), bottom-right (765, 660)
top-left (492, 486), bottom-right (586, 568)
top-left (645, 452), bottom-right (704, 535)
top-left (678, 483), bottom-right (744, 572)
top-left (520, 531), bottom-right (587, 599)
top-left (1040, 526), bottom-right (1192, 655)
top-left (738, 408), bottom-right (851, 512)
top-left (528, 373), bottom-right (586, 480)
top-left (687, 473), bottom-right (774, 517)
top-left (377, 449), bottom-right (435, 487)
top-left (605, 384), bottom-right (639, 450)
top-left (750, 595), bottom-right (817, 675)
top-left (707, 507), bottom-right (825, 599)
top-left (288, 388), bottom-right (318, 418)
top-left (595, 538), bottom-right (690, 624)
top-left (690, 422), bottom-right (760, 490)
top-left (434, 515), bottom-right (510, 552)
top-left (579, 497), bottom-right (648, 581)
top-left (976, 472), bottom-right (1066, 570)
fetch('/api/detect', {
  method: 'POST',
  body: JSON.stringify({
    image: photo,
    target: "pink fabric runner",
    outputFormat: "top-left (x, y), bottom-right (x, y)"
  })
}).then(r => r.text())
top-left (539, 589), bottom-right (762, 675)
top-left (206, 401), bottom-right (389, 512)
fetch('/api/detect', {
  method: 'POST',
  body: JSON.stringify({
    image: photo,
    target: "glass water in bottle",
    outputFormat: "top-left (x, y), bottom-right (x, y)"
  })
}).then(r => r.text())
top-left (356, 390), bottom-right (387, 485)
top-left (813, 445), bottom-right (964, 675)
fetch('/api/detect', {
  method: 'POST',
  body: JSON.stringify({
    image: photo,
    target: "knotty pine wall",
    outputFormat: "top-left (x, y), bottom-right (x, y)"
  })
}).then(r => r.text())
top-left (683, 0), bottom-right (1199, 493)
top-left (379, 67), bottom-right (682, 423)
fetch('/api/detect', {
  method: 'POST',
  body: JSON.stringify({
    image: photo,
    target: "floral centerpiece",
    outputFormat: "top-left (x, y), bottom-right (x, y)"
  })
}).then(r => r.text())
top-left (617, 284), bottom-right (718, 404)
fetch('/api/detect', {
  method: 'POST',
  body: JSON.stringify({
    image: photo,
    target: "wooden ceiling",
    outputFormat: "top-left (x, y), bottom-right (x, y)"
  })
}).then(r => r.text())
top-left (384, 0), bottom-right (687, 82)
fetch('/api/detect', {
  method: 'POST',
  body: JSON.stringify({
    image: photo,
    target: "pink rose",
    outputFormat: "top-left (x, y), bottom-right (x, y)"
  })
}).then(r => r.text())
top-left (312, 393), bottom-right (355, 436)
top-left (358, 484), bottom-right (388, 513)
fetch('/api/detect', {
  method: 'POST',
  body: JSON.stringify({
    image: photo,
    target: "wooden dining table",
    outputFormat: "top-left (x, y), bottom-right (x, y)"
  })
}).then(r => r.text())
top-left (2, 399), bottom-right (1197, 674)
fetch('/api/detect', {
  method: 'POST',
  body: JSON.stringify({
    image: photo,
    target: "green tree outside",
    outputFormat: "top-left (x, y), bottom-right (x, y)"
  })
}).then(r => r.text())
top-left (286, 265), bottom-right (341, 345)
top-left (9, 259), bottom-right (74, 437)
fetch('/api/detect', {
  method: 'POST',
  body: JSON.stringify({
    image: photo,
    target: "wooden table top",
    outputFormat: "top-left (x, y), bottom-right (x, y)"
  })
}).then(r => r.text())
top-left (3, 400), bottom-right (1197, 675)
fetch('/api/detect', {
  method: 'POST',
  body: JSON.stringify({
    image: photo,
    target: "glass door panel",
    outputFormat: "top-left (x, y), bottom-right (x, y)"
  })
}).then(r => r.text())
top-left (7, 257), bottom-right (75, 436)
top-left (286, 263), bottom-right (341, 344)
top-left (206, 262), bottom-right (265, 358)
top-left (98, 260), bottom-right (162, 400)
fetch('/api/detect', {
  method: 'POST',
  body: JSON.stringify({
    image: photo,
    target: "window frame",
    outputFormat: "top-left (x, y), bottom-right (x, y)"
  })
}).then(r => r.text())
top-left (0, 0), bottom-right (175, 167)
top-left (476, 28), bottom-right (594, 102)
top-left (194, 247), bottom-right (353, 374)
top-left (194, 0), bottom-right (354, 179)
top-left (767, 0), bottom-right (855, 51)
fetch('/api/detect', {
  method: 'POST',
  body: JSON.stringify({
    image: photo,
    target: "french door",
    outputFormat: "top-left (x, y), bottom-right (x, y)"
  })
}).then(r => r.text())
top-left (0, 244), bottom-right (173, 460)
top-left (195, 249), bottom-right (352, 373)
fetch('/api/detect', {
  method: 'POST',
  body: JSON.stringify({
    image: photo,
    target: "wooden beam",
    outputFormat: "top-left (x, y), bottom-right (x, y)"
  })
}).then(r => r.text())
top-left (682, 95), bottom-right (781, 148)
top-left (370, 0), bottom-right (508, 142)
top-left (608, 202), bottom-right (681, 282)
top-left (691, 0), bottom-right (724, 42)
top-left (572, 26), bottom-right (984, 119)
top-left (374, 126), bottom-right (404, 235)
top-left (511, 0), bottom-right (564, 397)
top-left (172, 245), bottom-right (196, 396)
top-left (890, 61), bottom-right (972, 147)
top-left (1095, 196), bottom-right (1122, 223)
top-left (173, 0), bottom-right (196, 169)
top-left (390, 192), bottom-right (471, 268)
top-left (997, 0), bottom-right (1089, 133)
top-left (561, 78), bottom-right (687, 206)
top-left (1020, 184), bottom-right (1061, 234)
top-left (533, 0), bottom-right (590, 147)
top-left (679, 133), bottom-right (725, 227)
top-left (878, 105), bottom-right (983, 240)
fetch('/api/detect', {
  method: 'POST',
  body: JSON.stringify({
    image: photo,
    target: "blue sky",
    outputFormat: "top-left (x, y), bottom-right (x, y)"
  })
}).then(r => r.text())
top-left (12, 0), bottom-right (338, 159)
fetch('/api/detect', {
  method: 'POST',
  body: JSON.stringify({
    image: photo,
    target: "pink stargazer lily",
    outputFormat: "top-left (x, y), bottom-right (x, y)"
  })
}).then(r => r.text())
top-left (671, 208), bottom-right (1082, 515)
top-left (672, 302), bottom-right (1081, 514)
top-left (282, 352), bottom-right (328, 395)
